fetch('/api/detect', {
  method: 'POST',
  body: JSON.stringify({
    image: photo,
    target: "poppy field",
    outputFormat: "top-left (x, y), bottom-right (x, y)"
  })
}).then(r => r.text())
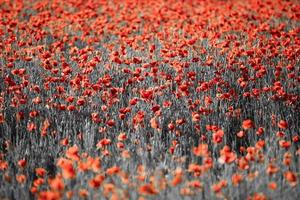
top-left (0, 0), bottom-right (300, 199)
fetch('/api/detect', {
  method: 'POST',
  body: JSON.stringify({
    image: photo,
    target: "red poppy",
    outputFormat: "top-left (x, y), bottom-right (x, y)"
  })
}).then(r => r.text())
top-left (266, 164), bottom-right (279, 175)
top-left (232, 173), bottom-right (243, 186)
top-left (279, 140), bottom-right (291, 149)
top-left (57, 158), bottom-right (76, 179)
top-left (150, 117), bottom-right (159, 129)
top-left (139, 184), bottom-right (158, 195)
top-left (193, 143), bottom-right (209, 157)
top-left (66, 145), bottom-right (80, 161)
top-left (35, 168), bottom-right (47, 177)
top-left (212, 180), bottom-right (227, 194)
top-left (49, 176), bottom-right (64, 191)
top-left (140, 89), bottom-right (154, 101)
top-left (218, 145), bottom-right (236, 164)
top-left (16, 174), bottom-right (26, 184)
top-left (242, 119), bottom-right (254, 129)
top-left (268, 182), bottom-right (277, 190)
top-left (106, 166), bottom-right (120, 176)
top-left (18, 159), bottom-right (26, 168)
top-left (278, 120), bottom-right (288, 129)
top-left (96, 138), bottom-right (111, 149)
top-left (89, 174), bottom-right (105, 189)
top-left (212, 129), bottom-right (224, 144)
top-left (284, 171), bottom-right (297, 186)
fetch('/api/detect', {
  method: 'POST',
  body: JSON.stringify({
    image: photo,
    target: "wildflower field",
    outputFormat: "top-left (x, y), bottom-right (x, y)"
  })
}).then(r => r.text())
top-left (0, 0), bottom-right (299, 199)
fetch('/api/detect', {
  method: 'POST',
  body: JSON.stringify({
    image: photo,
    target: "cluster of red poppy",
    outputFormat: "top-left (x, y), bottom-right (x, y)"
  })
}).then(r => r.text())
top-left (0, 0), bottom-right (299, 199)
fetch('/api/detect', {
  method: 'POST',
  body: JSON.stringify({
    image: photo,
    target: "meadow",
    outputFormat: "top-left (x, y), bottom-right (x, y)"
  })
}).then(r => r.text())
top-left (0, 0), bottom-right (299, 199)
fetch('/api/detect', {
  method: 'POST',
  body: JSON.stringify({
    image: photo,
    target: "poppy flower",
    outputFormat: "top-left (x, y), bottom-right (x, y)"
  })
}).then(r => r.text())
top-left (242, 119), bottom-right (254, 129)
top-left (76, 98), bottom-right (85, 106)
top-left (66, 145), bottom-right (80, 161)
top-left (60, 138), bottom-right (69, 146)
top-left (232, 173), bottom-right (243, 186)
top-left (18, 159), bottom-right (27, 168)
top-left (218, 145), bottom-right (236, 164)
top-left (237, 157), bottom-right (249, 170)
top-left (106, 166), bottom-right (120, 176)
top-left (27, 122), bottom-right (37, 132)
top-left (163, 101), bottom-right (172, 107)
top-left (140, 89), bottom-right (154, 101)
top-left (86, 157), bottom-right (101, 172)
top-left (192, 113), bottom-right (201, 122)
top-left (171, 173), bottom-right (183, 186)
top-left (255, 140), bottom-right (265, 149)
top-left (268, 182), bottom-right (277, 190)
top-left (150, 117), bottom-right (159, 129)
top-left (188, 163), bottom-right (204, 176)
top-left (118, 132), bottom-right (127, 141)
top-left (284, 171), bottom-right (297, 186)
top-left (38, 191), bottom-right (61, 200)
top-left (57, 158), bottom-right (76, 179)
top-left (256, 127), bottom-right (264, 136)
top-left (30, 186), bottom-right (38, 194)
top-left (106, 119), bottom-right (115, 127)
top-left (35, 168), bottom-right (47, 177)
top-left (278, 120), bottom-right (288, 129)
top-left (188, 180), bottom-right (202, 188)
top-left (193, 143), bottom-right (209, 157)
top-left (212, 180), bottom-right (227, 194)
top-left (292, 135), bottom-right (299, 143)
top-left (212, 129), bottom-right (224, 144)
top-left (139, 184), bottom-right (158, 195)
top-left (168, 122), bottom-right (175, 131)
top-left (179, 187), bottom-right (195, 196)
top-left (248, 193), bottom-right (267, 200)
top-left (0, 113), bottom-right (5, 123)
top-left (96, 138), bottom-right (111, 149)
top-left (279, 140), bottom-right (291, 149)
top-left (91, 112), bottom-right (101, 123)
top-left (89, 174), bottom-right (105, 189)
top-left (78, 189), bottom-right (89, 198)
top-left (171, 168), bottom-right (183, 186)
top-left (41, 119), bottom-right (50, 137)
top-left (16, 174), bottom-right (26, 184)
top-left (49, 176), bottom-right (64, 191)
top-left (133, 111), bottom-right (145, 125)
top-left (266, 164), bottom-right (279, 175)
top-left (237, 130), bottom-right (245, 138)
